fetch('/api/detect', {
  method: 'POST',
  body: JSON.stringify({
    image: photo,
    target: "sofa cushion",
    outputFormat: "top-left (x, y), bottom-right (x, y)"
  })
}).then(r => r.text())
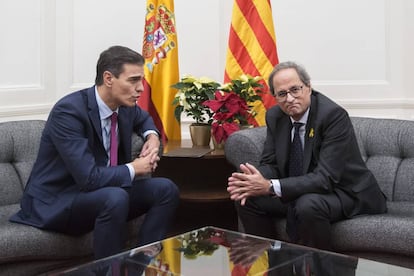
top-left (0, 204), bottom-right (91, 263)
top-left (330, 201), bottom-right (414, 257)
top-left (0, 204), bottom-right (144, 264)
top-left (271, 201), bottom-right (414, 257)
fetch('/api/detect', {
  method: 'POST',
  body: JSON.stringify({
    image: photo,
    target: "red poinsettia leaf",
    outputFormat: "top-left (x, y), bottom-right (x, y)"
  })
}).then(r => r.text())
top-left (213, 112), bottom-right (233, 121)
top-left (212, 123), bottom-right (225, 143)
top-left (202, 91), bottom-right (229, 112)
top-left (222, 122), bottom-right (240, 135)
top-left (222, 94), bottom-right (248, 116)
top-left (212, 121), bottom-right (242, 143)
top-left (218, 91), bottom-right (232, 100)
top-left (203, 99), bottom-right (222, 112)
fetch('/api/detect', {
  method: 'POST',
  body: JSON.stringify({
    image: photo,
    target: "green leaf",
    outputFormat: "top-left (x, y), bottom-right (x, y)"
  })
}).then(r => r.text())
top-left (174, 106), bottom-right (183, 122)
top-left (172, 97), bottom-right (180, 106)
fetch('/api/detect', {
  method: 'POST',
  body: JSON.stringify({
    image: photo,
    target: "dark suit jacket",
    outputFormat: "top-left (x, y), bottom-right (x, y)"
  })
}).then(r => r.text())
top-left (259, 90), bottom-right (386, 217)
top-left (10, 86), bottom-right (158, 231)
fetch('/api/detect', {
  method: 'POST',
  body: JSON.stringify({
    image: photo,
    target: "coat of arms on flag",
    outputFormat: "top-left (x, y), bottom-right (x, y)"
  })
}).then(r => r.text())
top-left (143, 4), bottom-right (177, 72)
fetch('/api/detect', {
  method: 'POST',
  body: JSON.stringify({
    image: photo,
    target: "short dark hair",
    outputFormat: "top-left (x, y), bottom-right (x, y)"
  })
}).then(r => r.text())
top-left (268, 61), bottom-right (311, 95)
top-left (95, 46), bottom-right (145, 85)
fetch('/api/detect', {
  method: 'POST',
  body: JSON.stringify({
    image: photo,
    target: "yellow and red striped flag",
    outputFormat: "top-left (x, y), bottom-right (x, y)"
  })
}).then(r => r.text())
top-left (146, 238), bottom-right (181, 275)
top-left (230, 250), bottom-right (269, 276)
top-left (224, 0), bottom-right (279, 126)
top-left (140, 0), bottom-right (181, 143)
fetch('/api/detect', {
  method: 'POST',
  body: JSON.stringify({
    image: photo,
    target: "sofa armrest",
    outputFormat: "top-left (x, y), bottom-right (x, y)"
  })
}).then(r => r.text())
top-left (224, 126), bottom-right (267, 170)
top-left (131, 133), bottom-right (163, 160)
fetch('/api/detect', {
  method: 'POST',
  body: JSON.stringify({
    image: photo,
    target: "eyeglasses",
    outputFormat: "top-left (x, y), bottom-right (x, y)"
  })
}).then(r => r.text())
top-left (274, 85), bottom-right (303, 103)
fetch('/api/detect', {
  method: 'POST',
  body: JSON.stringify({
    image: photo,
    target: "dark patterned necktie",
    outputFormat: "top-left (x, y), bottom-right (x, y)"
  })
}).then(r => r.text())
top-left (289, 122), bottom-right (304, 176)
top-left (286, 122), bottom-right (304, 242)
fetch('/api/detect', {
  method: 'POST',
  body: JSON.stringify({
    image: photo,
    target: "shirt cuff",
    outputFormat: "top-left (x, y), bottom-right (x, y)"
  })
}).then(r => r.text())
top-left (143, 130), bottom-right (158, 139)
top-left (126, 163), bottom-right (135, 181)
top-left (270, 179), bottom-right (282, 197)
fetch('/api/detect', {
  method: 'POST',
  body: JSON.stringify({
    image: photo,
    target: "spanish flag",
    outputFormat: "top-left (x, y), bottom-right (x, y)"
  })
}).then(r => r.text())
top-left (224, 0), bottom-right (279, 126)
top-left (140, 0), bottom-right (181, 143)
top-left (146, 238), bottom-right (181, 275)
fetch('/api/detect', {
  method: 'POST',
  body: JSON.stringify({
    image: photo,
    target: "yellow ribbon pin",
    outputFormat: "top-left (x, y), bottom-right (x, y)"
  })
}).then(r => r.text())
top-left (309, 128), bottom-right (314, 138)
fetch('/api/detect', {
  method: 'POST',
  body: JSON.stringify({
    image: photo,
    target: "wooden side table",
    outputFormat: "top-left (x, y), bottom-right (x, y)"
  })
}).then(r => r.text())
top-left (153, 140), bottom-right (238, 235)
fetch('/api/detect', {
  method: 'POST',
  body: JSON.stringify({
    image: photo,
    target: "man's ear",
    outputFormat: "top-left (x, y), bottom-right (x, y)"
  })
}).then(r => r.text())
top-left (103, 71), bottom-right (113, 87)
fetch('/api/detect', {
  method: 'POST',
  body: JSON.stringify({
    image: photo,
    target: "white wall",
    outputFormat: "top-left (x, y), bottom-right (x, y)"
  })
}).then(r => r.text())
top-left (1, 0), bottom-right (413, 139)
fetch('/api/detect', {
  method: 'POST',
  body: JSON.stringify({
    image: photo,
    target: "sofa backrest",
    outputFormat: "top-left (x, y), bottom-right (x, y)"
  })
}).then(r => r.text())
top-left (350, 117), bottom-right (414, 202)
top-left (224, 126), bottom-right (267, 170)
top-left (0, 120), bottom-right (45, 206)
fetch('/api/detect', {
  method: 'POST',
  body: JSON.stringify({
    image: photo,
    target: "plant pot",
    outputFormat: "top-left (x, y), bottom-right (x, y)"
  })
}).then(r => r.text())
top-left (189, 124), bottom-right (211, 146)
top-left (212, 135), bottom-right (224, 150)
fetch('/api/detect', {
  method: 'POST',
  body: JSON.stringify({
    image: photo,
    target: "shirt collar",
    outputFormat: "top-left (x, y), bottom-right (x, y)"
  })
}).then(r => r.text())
top-left (95, 86), bottom-right (118, 120)
top-left (290, 107), bottom-right (310, 125)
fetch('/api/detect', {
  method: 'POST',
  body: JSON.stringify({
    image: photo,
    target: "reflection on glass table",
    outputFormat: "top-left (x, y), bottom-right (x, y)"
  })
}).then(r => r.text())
top-left (51, 226), bottom-right (414, 276)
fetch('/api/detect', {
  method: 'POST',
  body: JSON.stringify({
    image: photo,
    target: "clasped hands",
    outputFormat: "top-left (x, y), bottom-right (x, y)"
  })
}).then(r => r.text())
top-left (227, 163), bottom-right (271, 205)
top-left (131, 134), bottom-right (160, 176)
top-left (228, 236), bottom-right (272, 267)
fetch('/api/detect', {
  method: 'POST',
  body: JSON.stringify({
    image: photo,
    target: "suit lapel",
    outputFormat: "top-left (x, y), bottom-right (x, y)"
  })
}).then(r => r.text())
top-left (275, 116), bottom-right (292, 177)
top-left (117, 108), bottom-right (132, 163)
top-left (86, 87), bottom-right (104, 146)
top-left (303, 93), bottom-right (317, 173)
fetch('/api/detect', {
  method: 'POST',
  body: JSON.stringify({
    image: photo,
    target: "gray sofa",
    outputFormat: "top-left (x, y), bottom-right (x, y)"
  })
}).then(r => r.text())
top-left (0, 120), bottom-right (147, 275)
top-left (224, 116), bottom-right (414, 269)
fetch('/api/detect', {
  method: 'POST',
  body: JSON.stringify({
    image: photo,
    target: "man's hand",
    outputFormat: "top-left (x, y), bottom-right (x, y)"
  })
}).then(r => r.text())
top-left (227, 163), bottom-right (271, 205)
top-left (139, 133), bottom-right (160, 171)
top-left (131, 148), bottom-right (160, 176)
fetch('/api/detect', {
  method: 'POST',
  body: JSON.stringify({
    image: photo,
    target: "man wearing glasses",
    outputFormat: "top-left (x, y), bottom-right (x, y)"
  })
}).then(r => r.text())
top-left (227, 61), bottom-right (387, 251)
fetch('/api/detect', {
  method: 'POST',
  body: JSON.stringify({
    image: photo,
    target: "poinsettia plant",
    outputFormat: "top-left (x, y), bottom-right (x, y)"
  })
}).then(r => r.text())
top-left (203, 74), bottom-right (263, 144)
top-left (203, 92), bottom-right (249, 144)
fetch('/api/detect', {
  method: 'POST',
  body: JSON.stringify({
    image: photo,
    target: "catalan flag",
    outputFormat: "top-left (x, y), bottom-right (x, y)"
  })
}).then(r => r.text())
top-left (140, 0), bottom-right (181, 143)
top-left (224, 0), bottom-right (279, 126)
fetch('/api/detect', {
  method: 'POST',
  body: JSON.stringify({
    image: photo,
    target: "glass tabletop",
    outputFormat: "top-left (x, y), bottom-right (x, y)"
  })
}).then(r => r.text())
top-left (50, 226), bottom-right (414, 276)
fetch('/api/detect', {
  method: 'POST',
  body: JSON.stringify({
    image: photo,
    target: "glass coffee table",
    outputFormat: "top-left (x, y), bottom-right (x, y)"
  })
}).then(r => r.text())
top-left (50, 226), bottom-right (414, 276)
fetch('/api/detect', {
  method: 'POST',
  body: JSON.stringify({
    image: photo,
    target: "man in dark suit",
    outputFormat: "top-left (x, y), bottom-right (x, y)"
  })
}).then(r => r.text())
top-left (10, 45), bottom-right (179, 259)
top-left (227, 61), bottom-right (387, 250)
